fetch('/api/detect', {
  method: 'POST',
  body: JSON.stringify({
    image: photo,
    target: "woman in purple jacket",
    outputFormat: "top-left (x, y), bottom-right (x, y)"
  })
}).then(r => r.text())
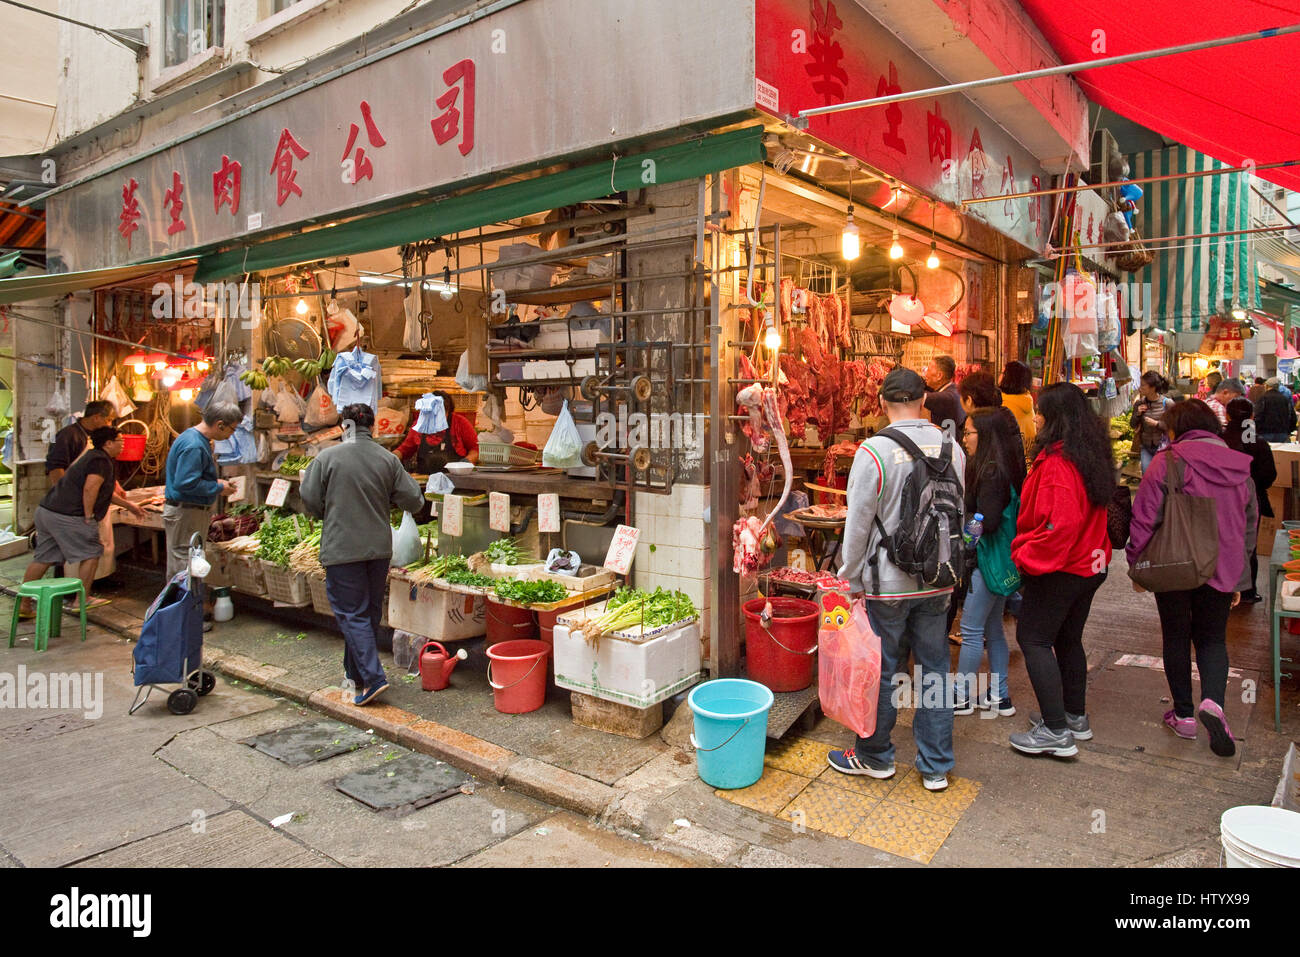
top-left (1126, 400), bottom-right (1256, 758)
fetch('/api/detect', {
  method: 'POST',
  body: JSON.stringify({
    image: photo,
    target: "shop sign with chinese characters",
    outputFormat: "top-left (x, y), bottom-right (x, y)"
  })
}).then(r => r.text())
top-left (755, 0), bottom-right (1052, 253)
top-left (1199, 318), bottom-right (1246, 360)
top-left (45, 0), bottom-right (756, 271)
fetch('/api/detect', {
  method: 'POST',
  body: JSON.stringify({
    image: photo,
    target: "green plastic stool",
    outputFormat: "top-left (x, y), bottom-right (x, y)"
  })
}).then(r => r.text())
top-left (9, 578), bottom-right (88, 652)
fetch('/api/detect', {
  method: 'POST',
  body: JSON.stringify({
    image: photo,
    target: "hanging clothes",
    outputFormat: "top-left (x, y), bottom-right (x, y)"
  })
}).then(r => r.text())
top-left (327, 346), bottom-right (382, 412)
top-left (214, 414), bottom-right (259, 464)
top-left (413, 393), bottom-right (447, 434)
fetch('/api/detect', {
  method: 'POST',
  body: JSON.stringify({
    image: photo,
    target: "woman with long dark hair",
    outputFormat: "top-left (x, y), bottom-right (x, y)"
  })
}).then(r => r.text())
top-left (1127, 400), bottom-right (1254, 757)
top-left (1008, 382), bottom-right (1115, 757)
top-left (1224, 397), bottom-right (1275, 604)
top-left (998, 361), bottom-right (1036, 458)
top-left (1131, 371), bottom-right (1173, 472)
top-left (954, 407), bottom-right (1026, 715)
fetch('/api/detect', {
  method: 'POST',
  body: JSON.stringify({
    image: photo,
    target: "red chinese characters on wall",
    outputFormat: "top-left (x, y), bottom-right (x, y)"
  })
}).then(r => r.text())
top-left (163, 171), bottom-right (187, 236)
top-left (876, 62), bottom-right (906, 153)
top-left (968, 127), bottom-right (987, 199)
top-left (805, 0), bottom-right (847, 105)
top-left (270, 128), bottom-right (310, 206)
top-left (927, 101), bottom-right (952, 167)
top-left (1029, 175), bottom-right (1043, 231)
top-left (118, 178), bottom-right (142, 249)
top-left (432, 59), bottom-right (475, 157)
top-left (1000, 155), bottom-right (1015, 217)
top-left (341, 100), bottom-right (387, 184)
top-left (213, 155), bottom-right (241, 216)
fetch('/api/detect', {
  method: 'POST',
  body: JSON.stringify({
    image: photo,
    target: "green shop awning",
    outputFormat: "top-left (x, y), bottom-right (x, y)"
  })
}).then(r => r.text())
top-left (1126, 145), bottom-right (1260, 334)
top-left (0, 251), bottom-right (33, 279)
top-left (195, 125), bottom-right (765, 283)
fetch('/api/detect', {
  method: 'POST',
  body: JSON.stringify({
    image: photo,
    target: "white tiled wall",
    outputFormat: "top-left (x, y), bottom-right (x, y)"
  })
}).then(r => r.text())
top-left (634, 484), bottom-right (712, 652)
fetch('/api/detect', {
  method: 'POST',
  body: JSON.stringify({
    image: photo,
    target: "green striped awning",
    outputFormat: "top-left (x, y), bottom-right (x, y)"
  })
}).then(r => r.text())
top-left (1126, 145), bottom-right (1260, 334)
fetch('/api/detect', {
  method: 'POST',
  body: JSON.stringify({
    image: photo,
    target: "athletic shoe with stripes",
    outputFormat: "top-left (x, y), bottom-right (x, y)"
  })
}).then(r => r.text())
top-left (826, 748), bottom-right (895, 779)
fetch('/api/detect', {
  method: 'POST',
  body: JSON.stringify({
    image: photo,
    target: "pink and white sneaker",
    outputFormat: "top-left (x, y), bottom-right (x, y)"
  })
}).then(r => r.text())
top-left (1196, 699), bottom-right (1236, 757)
top-left (1163, 710), bottom-right (1196, 740)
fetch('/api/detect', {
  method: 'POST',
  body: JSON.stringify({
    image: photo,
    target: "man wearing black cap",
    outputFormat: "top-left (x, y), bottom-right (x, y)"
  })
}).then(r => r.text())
top-left (827, 366), bottom-right (966, 792)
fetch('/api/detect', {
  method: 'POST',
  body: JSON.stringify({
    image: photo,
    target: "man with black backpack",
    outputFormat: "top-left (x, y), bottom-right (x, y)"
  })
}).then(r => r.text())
top-left (827, 367), bottom-right (966, 792)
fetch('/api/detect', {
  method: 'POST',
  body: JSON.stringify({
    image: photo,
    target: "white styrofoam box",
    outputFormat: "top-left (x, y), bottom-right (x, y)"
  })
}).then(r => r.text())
top-left (387, 579), bottom-right (486, 640)
top-left (1284, 581), bottom-right (1300, 611)
top-left (533, 328), bottom-right (604, 351)
top-left (553, 620), bottom-right (702, 708)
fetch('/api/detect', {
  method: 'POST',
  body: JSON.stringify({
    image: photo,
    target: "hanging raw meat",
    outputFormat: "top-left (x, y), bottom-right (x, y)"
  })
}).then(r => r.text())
top-left (732, 385), bottom-right (794, 575)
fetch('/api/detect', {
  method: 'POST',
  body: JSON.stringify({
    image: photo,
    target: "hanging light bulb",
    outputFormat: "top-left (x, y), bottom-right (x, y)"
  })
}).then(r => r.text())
top-left (440, 263), bottom-right (455, 301)
top-left (926, 202), bottom-right (940, 269)
top-left (1231, 302), bottom-right (1247, 320)
top-left (296, 297), bottom-right (309, 315)
top-left (178, 388), bottom-right (194, 402)
top-left (162, 371), bottom-right (179, 389)
top-left (841, 207), bottom-right (861, 261)
top-left (889, 229), bottom-right (904, 260)
top-left (134, 361), bottom-right (147, 375)
top-left (764, 314), bottom-right (782, 352)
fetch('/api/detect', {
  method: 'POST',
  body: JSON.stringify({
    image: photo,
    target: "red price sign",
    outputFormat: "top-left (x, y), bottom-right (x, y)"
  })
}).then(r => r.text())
top-left (442, 493), bottom-right (463, 536)
top-left (266, 478), bottom-right (290, 508)
top-left (537, 493), bottom-right (560, 533)
top-left (603, 524), bottom-right (640, 576)
top-left (489, 492), bottom-right (510, 532)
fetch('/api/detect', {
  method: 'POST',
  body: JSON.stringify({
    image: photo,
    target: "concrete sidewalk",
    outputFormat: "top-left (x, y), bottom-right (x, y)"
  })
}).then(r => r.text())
top-left (2, 552), bottom-right (1296, 867)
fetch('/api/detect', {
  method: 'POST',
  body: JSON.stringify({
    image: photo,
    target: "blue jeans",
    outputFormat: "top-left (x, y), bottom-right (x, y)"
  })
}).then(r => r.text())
top-left (956, 569), bottom-right (1010, 702)
top-left (1140, 447), bottom-right (1157, 472)
top-left (857, 593), bottom-right (954, 777)
top-left (1259, 433), bottom-right (1291, 444)
top-left (325, 558), bottom-right (390, 692)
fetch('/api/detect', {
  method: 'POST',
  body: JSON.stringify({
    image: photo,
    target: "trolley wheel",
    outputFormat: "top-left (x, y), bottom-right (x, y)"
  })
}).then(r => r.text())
top-left (629, 446), bottom-right (652, 471)
top-left (581, 440), bottom-right (601, 468)
top-left (188, 670), bottom-right (217, 696)
top-left (630, 375), bottom-right (653, 402)
top-left (579, 375), bottom-right (601, 400)
top-left (167, 688), bottom-right (198, 715)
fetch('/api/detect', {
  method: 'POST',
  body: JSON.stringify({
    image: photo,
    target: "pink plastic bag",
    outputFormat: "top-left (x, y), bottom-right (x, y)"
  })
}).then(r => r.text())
top-left (817, 595), bottom-right (881, 739)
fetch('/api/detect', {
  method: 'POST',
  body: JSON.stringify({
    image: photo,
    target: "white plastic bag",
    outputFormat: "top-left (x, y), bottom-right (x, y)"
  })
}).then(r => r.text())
top-left (390, 512), bottom-right (422, 567)
top-left (304, 384), bottom-right (340, 428)
top-left (542, 400), bottom-right (582, 468)
top-left (326, 301), bottom-right (360, 353)
top-left (100, 374), bottom-right (135, 418)
top-left (46, 384), bottom-right (70, 418)
top-left (425, 472), bottom-right (455, 496)
top-left (455, 351), bottom-right (487, 394)
top-left (272, 381), bottom-right (305, 424)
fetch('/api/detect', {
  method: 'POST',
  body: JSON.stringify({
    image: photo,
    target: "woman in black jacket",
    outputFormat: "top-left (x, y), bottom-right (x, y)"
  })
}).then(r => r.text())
top-left (1224, 397), bottom-right (1276, 603)
top-left (954, 407), bottom-right (1027, 714)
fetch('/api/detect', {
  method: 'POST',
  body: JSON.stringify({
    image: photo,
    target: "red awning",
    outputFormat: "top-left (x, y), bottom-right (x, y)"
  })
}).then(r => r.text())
top-left (1017, 0), bottom-right (1300, 192)
top-left (0, 200), bottom-right (44, 250)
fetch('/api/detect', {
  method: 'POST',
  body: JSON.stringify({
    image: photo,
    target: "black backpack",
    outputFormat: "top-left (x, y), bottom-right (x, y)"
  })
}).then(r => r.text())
top-left (867, 428), bottom-right (966, 593)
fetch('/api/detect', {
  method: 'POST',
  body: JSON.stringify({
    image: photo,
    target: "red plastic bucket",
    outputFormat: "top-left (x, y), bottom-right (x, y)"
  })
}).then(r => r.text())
top-left (486, 639), bottom-right (550, 713)
top-left (743, 597), bottom-right (820, 692)
top-left (486, 599), bottom-right (537, 647)
top-left (117, 419), bottom-right (149, 462)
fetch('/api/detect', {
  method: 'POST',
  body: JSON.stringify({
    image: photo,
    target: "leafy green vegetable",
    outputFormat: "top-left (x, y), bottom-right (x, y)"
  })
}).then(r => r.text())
top-left (584, 587), bottom-right (696, 641)
top-left (493, 579), bottom-right (567, 605)
top-left (443, 568), bottom-right (496, 588)
top-left (255, 513), bottom-right (320, 567)
top-left (485, 538), bottom-right (532, 565)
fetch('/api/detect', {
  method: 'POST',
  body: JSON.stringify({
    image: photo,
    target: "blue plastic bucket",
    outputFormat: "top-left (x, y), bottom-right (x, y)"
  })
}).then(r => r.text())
top-left (688, 678), bottom-right (774, 789)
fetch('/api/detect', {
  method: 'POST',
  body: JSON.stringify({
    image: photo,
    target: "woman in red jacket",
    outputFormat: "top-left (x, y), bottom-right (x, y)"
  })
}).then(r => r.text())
top-left (1008, 382), bottom-right (1116, 758)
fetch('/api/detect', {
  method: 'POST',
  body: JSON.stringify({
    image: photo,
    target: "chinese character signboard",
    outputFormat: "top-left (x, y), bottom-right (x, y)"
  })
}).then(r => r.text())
top-left (45, 0), bottom-right (756, 271)
top-left (441, 494), bottom-right (463, 537)
top-left (755, 0), bottom-right (1050, 254)
top-left (489, 492), bottom-right (510, 533)
top-left (1199, 318), bottom-right (1246, 360)
top-left (537, 493), bottom-right (560, 533)
top-left (603, 525), bottom-right (641, 576)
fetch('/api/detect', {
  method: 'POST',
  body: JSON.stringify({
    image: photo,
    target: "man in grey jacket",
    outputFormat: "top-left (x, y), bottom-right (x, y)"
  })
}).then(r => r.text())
top-left (828, 367), bottom-right (966, 791)
top-left (301, 403), bottom-right (424, 706)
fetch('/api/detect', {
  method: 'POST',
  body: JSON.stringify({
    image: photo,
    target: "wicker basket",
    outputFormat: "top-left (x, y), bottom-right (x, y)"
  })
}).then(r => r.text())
top-left (307, 571), bottom-right (333, 616)
top-left (261, 560), bottom-right (310, 607)
top-left (227, 552), bottom-right (267, 596)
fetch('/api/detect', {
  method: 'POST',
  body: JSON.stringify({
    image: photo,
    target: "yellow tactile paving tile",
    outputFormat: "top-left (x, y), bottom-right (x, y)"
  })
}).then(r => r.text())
top-left (848, 800), bottom-right (959, 864)
top-left (887, 769), bottom-right (981, 818)
top-left (714, 767), bottom-right (811, 815)
top-left (777, 780), bottom-right (881, 838)
top-left (764, 735), bottom-right (834, 777)
top-left (816, 764), bottom-right (901, 801)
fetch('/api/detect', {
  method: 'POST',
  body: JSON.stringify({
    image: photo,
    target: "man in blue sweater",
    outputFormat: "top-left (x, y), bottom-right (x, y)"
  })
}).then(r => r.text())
top-left (163, 402), bottom-right (241, 612)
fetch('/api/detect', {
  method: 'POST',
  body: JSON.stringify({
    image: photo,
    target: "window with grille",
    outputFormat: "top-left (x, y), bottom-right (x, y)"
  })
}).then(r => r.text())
top-left (162, 0), bottom-right (226, 68)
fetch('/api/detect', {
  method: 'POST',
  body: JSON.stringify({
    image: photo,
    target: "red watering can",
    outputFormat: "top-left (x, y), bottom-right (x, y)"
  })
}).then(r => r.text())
top-left (419, 641), bottom-right (468, 691)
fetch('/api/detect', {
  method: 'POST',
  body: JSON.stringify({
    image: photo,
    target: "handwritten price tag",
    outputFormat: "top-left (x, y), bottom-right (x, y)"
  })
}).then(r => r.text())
top-left (489, 492), bottom-right (511, 532)
top-left (265, 478), bottom-right (290, 508)
top-left (603, 524), bottom-right (640, 576)
top-left (537, 493), bottom-right (560, 533)
top-left (442, 493), bottom-right (463, 536)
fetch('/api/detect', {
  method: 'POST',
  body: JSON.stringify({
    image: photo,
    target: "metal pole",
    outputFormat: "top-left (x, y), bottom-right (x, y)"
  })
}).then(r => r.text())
top-left (1251, 184), bottom-right (1300, 232)
top-left (0, 0), bottom-right (146, 54)
top-left (1049, 223), bottom-right (1294, 255)
top-left (799, 23), bottom-right (1300, 119)
top-left (0, 308), bottom-right (195, 362)
top-left (961, 159), bottom-right (1300, 206)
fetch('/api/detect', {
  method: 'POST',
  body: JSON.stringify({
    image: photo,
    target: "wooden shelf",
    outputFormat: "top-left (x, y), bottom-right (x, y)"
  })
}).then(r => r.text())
top-left (449, 469), bottom-right (615, 500)
top-left (492, 376), bottom-right (582, 387)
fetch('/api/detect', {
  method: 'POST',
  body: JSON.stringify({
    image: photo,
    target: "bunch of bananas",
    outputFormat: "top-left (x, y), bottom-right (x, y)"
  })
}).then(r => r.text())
top-left (239, 367), bottom-right (269, 390)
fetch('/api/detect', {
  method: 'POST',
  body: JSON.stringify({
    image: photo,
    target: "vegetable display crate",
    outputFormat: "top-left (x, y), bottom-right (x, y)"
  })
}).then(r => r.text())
top-left (307, 572), bottom-right (333, 616)
top-left (0, 537), bottom-right (30, 561)
top-left (226, 552), bottom-right (267, 597)
top-left (478, 442), bottom-right (541, 468)
top-left (261, 561), bottom-right (310, 607)
top-left (387, 576), bottom-right (486, 641)
top-left (552, 618), bottom-right (702, 709)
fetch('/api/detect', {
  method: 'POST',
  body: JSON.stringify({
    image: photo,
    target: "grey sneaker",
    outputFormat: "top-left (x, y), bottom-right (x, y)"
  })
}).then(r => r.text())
top-left (922, 772), bottom-right (949, 792)
top-left (1030, 711), bottom-right (1092, 740)
top-left (1010, 723), bottom-right (1078, 757)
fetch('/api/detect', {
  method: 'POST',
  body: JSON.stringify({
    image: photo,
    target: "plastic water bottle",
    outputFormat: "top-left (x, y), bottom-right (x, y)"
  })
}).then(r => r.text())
top-left (962, 513), bottom-right (984, 547)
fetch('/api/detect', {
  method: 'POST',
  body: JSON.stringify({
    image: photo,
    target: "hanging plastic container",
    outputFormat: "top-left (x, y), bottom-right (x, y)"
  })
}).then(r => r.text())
top-left (486, 639), bottom-right (550, 713)
top-left (117, 419), bottom-right (149, 462)
top-left (743, 597), bottom-right (820, 691)
top-left (688, 679), bottom-right (774, 789)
